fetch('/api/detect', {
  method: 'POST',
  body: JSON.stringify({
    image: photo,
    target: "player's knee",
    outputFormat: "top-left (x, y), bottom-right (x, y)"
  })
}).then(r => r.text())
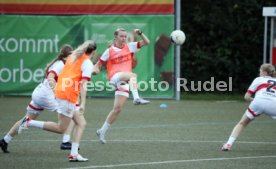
top-left (113, 106), bottom-right (122, 114)
top-left (59, 125), bottom-right (68, 134)
top-left (238, 121), bottom-right (247, 127)
top-left (131, 73), bottom-right (137, 78)
top-left (79, 119), bottom-right (87, 129)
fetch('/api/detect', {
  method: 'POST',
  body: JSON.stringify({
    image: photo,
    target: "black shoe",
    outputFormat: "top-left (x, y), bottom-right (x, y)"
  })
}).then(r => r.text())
top-left (0, 139), bottom-right (9, 153)
top-left (60, 142), bottom-right (72, 150)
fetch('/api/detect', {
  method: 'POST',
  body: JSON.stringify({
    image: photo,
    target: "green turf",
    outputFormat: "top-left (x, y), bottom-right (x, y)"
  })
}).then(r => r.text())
top-left (0, 97), bottom-right (276, 169)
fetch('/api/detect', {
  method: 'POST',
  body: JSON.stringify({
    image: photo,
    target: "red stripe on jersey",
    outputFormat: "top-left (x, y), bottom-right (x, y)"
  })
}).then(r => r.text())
top-left (28, 104), bottom-right (44, 111)
top-left (48, 70), bottom-right (58, 81)
top-left (137, 42), bottom-right (141, 49)
top-left (99, 59), bottom-right (106, 64)
top-left (247, 108), bottom-right (257, 117)
top-left (255, 83), bottom-right (270, 93)
top-left (1, 4), bottom-right (174, 15)
top-left (247, 90), bottom-right (255, 94)
top-left (82, 77), bottom-right (91, 81)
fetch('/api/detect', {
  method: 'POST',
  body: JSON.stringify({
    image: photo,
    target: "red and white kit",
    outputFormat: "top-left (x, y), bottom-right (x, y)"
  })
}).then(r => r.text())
top-left (245, 76), bottom-right (276, 119)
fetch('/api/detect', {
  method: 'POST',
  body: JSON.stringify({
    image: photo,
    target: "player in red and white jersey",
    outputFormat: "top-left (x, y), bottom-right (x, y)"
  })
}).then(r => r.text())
top-left (222, 63), bottom-right (276, 151)
top-left (0, 44), bottom-right (74, 153)
top-left (93, 28), bottom-right (150, 144)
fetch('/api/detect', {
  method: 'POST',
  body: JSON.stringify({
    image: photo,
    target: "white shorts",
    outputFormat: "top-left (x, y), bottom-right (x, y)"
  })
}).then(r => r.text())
top-left (245, 97), bottom-right (276, 120)
top-left (110, 72), bottom-right (123, 86)
top-left (110, 73), bottom-right (130, 98)
top-left (27, 83), bottom-right (58, 115)
top-left (56, 98), bottom-right (76, 118)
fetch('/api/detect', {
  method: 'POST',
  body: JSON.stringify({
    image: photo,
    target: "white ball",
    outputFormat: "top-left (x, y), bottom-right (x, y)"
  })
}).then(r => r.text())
top-left (170, 30), bottom-right (186, 45)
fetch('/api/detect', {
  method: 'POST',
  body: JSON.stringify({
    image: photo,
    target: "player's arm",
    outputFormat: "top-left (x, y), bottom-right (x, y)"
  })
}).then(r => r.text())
top-left (134, 29), bottom-right (150, 47)
top-left (79, 59), bottom-right (93, 114)
top-left (244, 92), bottom-right (254, 102)
top-left (92, 50), bottom-right (109, 75)
top-left (92, 61), bottom-right (103, 75)
top-left (79, 79), bottom-right (88, 114)
top-left (244, 78), bottom-right (259, 102)
top-left (47, 72), bottom-right (57, 91)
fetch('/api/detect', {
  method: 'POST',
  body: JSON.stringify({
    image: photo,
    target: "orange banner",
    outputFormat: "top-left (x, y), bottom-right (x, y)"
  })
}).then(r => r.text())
top-left (0, 0), bottom-right (174, 14)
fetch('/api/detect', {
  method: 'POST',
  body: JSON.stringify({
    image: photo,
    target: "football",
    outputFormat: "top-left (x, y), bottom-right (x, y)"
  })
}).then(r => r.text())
top-left (170, 30), bottom-right (186, 45)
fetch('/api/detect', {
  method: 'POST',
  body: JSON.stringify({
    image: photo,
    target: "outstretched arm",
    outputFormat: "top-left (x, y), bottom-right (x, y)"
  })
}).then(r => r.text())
top-left (134, 29), bottom-right (150, 47)
top-left (92, 61), bottom-right (103, 75)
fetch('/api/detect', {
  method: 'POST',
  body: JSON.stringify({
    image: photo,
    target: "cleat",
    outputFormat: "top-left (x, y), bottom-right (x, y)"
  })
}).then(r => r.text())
top-left (68, 154), bottom-right (88, 162)
top-left (60, 142), bottom-right (79, 150)
top-left (60, 142), bottom-right (72, 150)
top-left (0, 139), bottom-right (9, 153)
top-left (133, 98), bottom-right (150, 105)
top-left (96, 129), bottom-right (106, 144)
top-left (221, 143), bottom-right (231, 151)
top-left (18, 116), bottom-right (30, 134)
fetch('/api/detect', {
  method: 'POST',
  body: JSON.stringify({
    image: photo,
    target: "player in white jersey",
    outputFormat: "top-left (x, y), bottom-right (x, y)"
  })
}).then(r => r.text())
top-left (17, 40), bottom-right (96, 162)
top-left (0, 44), bottom-right (73, 153)
top-left (222, 63), bottom-right (276, 151)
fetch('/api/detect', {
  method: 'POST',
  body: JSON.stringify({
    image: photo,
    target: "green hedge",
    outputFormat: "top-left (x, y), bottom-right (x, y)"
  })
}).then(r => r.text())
top-left (181, 0), bottom-right (276, 92)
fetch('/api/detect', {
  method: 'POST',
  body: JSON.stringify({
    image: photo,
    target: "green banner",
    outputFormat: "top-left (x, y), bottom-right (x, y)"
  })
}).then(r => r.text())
top-left (0, 15), bottom-right (175, 98)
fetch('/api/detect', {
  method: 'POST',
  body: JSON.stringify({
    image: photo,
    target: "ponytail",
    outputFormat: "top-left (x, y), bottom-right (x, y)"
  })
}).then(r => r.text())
top-left (272, 70), bottom-right (276, 78)
top-left (71, 40), bottom-right (97, 63)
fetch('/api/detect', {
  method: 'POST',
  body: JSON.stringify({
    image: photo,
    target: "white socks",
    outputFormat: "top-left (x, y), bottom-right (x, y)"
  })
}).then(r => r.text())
top-left (129, 77), bottom-right (139, 100)
top-left (70, 143), bottom-right (79, 156)
top-left (226, 136), bottom-right (236, 145)
top-left (28, 120), bottom-right (44, 129)
top-left (62, 134), bottom-right (71, 143)
top-left (100, 121), bottom-right (110, 135)
top-left (4, 134), bottom-right (13, 143)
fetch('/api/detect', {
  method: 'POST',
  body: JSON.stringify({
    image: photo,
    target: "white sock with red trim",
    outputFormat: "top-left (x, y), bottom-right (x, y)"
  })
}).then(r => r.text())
top-left (28, 119), bottom-right (44, 129)
top-left (4, 134), bottom-right (13, 143)
top-left (129, 77), bottom-right (139, 100)
top-left (70, 143), bottom-right (79, 156)
top-left (226, 136), bottom-right (236, 145)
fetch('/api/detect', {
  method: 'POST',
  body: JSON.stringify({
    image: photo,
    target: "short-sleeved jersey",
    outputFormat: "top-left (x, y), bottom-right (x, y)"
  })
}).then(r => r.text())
top-left (81, 59), bottom-right (94, 81)
top-left (247, 76), bottom-right (276, 100)
top-left (100, 42), bottom-right (140, 62)
top-left (47, 60), bottom-right (65, 81)
top-left (55, 54), bottom-right (93, 103)
top-left (100, 42), bottom-right (140, 79)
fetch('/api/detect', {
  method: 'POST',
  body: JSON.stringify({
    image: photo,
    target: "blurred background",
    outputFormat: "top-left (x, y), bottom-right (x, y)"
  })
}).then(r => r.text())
top-left (1, 0), bottom-right (276, 98)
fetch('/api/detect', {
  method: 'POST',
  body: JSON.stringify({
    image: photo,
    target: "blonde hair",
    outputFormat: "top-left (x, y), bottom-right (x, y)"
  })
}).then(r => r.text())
top-left (109, 28), bottom-right (127, 46)
top-left (71, 40), bottom-right (97, 63)
top-left (114, 28), bottom-right (126, 36)
top-left (260, 63), bottom-right (276, 77)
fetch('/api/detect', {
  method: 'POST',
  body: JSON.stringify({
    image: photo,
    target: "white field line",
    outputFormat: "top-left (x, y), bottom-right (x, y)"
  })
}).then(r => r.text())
top-left (63, 155), bottom-right (276, 169)
top-left (13, 139), bottom-right (276, 145)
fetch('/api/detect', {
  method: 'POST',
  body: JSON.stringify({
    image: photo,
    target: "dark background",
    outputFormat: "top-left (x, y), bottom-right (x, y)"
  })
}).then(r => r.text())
top-left (181, 0), bottom-right (276, 93)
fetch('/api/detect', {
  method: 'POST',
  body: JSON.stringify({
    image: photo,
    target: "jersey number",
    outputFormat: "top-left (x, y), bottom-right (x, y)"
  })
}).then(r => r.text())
top-left (266, 80), bottom-right (276, 93)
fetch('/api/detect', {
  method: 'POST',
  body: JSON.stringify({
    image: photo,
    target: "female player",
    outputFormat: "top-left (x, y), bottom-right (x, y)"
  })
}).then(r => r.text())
top-left (17, 40), bottom-right (97, 162)
top-left (222, 63), bottom-right (276, 151)
top-left (0, 44), bottom-right (73, 153)
top-left (93, 28), bottom-right (150, 144)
